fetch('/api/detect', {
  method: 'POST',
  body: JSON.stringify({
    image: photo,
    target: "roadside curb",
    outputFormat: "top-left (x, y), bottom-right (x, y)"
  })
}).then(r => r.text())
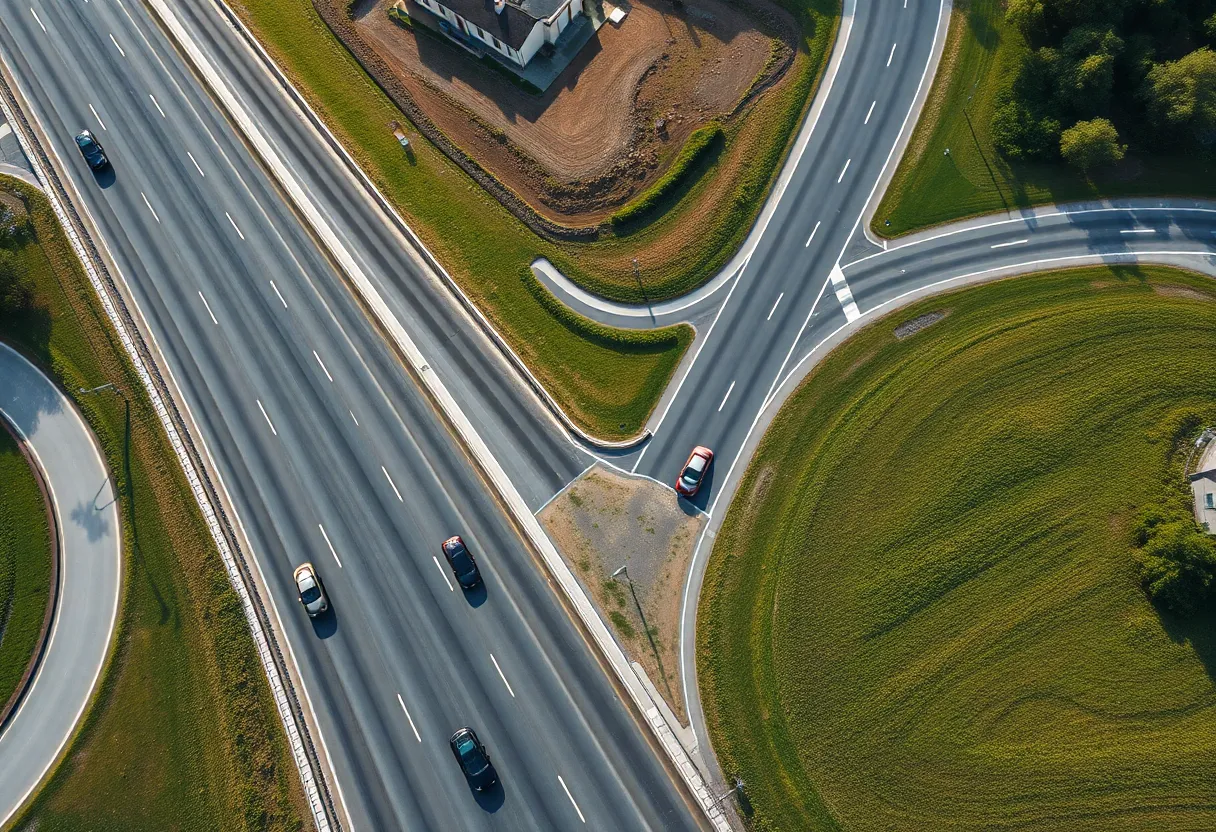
top-left (146, 1), bottom-right (732, 826)
top-left (0, 405), bottom-right (61, 732)
top-left (0, 60), bottom-right (337, 832)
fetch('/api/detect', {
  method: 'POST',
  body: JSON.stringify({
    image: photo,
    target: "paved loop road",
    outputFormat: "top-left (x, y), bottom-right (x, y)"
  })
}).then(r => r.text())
top-left (0, 342), bottom-right (121, 825)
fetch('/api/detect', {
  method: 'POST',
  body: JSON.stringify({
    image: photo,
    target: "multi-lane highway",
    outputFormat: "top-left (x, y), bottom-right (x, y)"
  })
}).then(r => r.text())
top-left (0, 0), bottom-right (705, 829)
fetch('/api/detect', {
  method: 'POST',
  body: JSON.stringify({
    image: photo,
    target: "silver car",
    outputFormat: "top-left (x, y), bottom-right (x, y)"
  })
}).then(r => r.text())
top-left (293, 562), bottom-right (329, 617)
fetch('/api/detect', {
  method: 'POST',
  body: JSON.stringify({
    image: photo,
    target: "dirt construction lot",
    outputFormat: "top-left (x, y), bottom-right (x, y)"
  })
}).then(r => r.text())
top-left (355, 0), bottom-right (794, 222)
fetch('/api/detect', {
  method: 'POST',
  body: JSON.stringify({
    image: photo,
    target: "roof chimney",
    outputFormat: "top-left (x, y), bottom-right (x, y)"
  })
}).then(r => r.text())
top-left (494, 0), bottom-right (504, 13)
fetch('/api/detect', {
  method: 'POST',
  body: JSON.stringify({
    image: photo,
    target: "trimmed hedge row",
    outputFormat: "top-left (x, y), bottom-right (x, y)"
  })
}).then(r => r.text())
top-left (610, 123), bottom-right (725, 229)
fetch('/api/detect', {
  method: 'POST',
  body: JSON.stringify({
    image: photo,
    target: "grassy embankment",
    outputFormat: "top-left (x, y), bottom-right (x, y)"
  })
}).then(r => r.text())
top-left (1, 177), bottom-right (304, 831)
top-left (0, 426), bottom-right (52, 717)
top-left (873, 0), bottom-right (1216, 238)
top-left (699, 265), bottom-right (1216, 831)
top-left (225, 0), bottom-right (837, 437)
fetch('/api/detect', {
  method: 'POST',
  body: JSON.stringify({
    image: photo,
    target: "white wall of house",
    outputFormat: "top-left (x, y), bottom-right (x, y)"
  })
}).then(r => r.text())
top-left (542, 0), bottom-right (578, 44)
top-left (516, 21), bottom-right (545, 64)
top-left (416, 0), bottom-right (529, 64)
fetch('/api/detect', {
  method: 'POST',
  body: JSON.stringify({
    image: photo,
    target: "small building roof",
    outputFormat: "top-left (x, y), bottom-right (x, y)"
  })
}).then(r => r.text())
top-left (432, 0), bottom-right (564, 51)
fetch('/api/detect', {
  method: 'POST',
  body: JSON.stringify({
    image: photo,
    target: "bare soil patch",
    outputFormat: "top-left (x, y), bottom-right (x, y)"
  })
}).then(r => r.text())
top-left (539, 465), bottom-right (704, 719)
top-left (355, 0), bottom-right (794, 222)
top-left (1153, 283), bottom-right (1216, 302)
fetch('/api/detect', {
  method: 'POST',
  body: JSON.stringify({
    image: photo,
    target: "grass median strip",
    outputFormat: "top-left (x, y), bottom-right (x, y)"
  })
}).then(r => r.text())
top-left (700, 265), bottom-right (1216, 831)
top-left (873, 0), bottom-right (1216, 238)
top-left (0, 176), bottom-right (304, 830)
top-left (0, 424), bottom-right (52, 720)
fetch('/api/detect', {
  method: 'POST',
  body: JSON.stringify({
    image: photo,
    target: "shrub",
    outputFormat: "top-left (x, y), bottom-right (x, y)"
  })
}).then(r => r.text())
top-left (1060, 117), bottom-right (1126, 170)
top-left (1134, 502), bottom-right (1216, 614)
top-left (610, 123), bottom-right (725, 229)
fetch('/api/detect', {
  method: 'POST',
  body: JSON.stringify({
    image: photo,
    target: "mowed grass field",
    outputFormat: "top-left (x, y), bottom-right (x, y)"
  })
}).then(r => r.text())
top-left (873, 0), bottom-right (1216, 238)
top-left (0, 424), bottom-right (52, 717)
top-left (699, 265), bottom-right (1216, 831)
top-left (1, 177), bottom-right (303, 830)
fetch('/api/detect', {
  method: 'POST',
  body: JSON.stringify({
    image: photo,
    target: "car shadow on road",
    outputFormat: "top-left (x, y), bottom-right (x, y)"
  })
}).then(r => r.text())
top-left (677, 463), bottom-right (715, 515)
top-left (471, 780), bottom-right (505, 813)
top-left (463, 582), bottom-right (488, 608)
top-left (94, 166), bottom-right (116, 189)
top-left (311, 606), bottom-right (339, 639)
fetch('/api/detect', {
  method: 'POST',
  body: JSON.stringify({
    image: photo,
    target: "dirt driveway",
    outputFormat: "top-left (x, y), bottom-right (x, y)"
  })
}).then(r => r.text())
top-left (355, 0), bottom-right (789, 220)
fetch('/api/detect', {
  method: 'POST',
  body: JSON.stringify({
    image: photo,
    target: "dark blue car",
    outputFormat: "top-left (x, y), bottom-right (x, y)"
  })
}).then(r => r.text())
top-left (449, 727), bottom-right (497, 791)
top-left (74, 130), bottom-right (109, 171)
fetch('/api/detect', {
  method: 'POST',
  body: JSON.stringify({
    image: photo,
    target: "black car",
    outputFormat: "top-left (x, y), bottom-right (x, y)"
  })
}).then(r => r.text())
top-left (74, 130), bottom-right (109, 171)
top-left (449, 727), bottom-right (497, 791)
top-left (441, 535), bottom-right (482, 589)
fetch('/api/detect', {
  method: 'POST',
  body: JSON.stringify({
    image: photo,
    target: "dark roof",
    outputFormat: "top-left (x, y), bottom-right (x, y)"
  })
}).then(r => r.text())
top-left (433, 0), bottom-right (556, 51)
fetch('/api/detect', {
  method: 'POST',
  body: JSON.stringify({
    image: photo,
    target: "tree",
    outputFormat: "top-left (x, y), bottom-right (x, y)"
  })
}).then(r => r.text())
top-left (1059, 118), bottom-right (1126, 169)
top-left (1006, 0), bottom-right (1045, 39)
top-left (1137, 520), bottom-right (1216, 613)
top-left (1143, 47), bottom-right (1216, 148)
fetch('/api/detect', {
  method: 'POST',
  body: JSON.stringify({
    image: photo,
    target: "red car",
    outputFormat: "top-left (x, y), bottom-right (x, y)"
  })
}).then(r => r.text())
top-left (675, 446), bottom-right (713, 497)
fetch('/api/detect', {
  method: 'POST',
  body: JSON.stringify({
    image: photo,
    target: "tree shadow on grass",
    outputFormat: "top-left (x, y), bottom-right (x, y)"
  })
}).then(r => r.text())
top-left (1159, 602), bottom-right (1216, 685)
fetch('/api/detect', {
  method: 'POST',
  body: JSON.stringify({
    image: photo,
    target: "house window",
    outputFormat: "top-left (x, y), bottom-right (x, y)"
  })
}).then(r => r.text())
top-left (1207, 493), bottom-right (1215, 509)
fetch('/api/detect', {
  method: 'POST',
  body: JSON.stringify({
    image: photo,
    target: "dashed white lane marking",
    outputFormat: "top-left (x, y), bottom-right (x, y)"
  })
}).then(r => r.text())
top-left (837, 158), bottom-right (851, 183)
top-left (382, 466), bottom-right (403, 502)
top-left (348, 409), bottom-right (359, 427)
top-left (225, 211), bottom-right (245, 240)
top-left (30, 8), bottom-right (46, 33)
top-left (256, 399), bottom-right (278, 437)
top-left (88, 103), bottom-right (107, 131)
top-left (558, 776), bottom-right (586, 824)
top-left (186, 151), bottom-right (205, 177)
top-left (432, 556), bottom-right (455, 592)
top-left (865, 100), bottom-right (876, 124)
top-left (313, 350), bottom-right (333, 382)
top-left (830, 262), bottom-right (861, 322)
top-left (140, 192), bottom-right (160, 223)
top-left (148, 93), bottom-right (166, 118)
top-left (197, 290), bottom-right (218, 325)
top-left (717, 380), bottom-right (735, 413)
top-left (396, 694), bottom-right (422, 742)
top-left (318, 523), bottom-right (342, 568)
top-left (1120, 228), bottom-right (1154, 234)
top-left (887, 42), bottom-right (897, 67)
top-left (991, 238), bottom-right (1028, 249)
top-left (767, 292), bottom-right (784, 320)
top-left (108, 33), bottom-right (125, 57)
top-left (805, 220), bottom-right (821, 247)
top-left (489, 653), bottom-right (515, 698)
top-left (270, 280), bottom-right (288, 308)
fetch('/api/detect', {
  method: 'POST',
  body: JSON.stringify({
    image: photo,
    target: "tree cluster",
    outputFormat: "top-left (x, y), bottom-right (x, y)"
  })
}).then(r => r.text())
top-left (1134, 502), bottom-right (1216, 614)
top-left (997, 0), bottom-right (1216, 170)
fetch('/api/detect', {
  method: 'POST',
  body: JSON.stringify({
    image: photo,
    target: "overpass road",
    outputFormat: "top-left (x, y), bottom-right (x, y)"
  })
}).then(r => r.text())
top-left (0, 0), bottom-right (704, 830)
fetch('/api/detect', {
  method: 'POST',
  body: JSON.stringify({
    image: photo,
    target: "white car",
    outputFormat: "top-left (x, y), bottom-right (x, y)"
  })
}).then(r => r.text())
top-left (293, 562), bottom-right (329, 618)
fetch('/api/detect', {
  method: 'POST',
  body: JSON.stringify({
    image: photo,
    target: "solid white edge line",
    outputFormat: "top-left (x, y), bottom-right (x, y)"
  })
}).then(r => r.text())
top-left (197, 290), bottom-right (218, 325)
top-left (432, 556), bottom-right (455, 591)
top-left (864, 100), bottom-right (876, 124)
top-left (382, 465), bottom-right (403, 502)
top-left (396, 693), bottom-right (422, 742)
top-left (489, 653), bottom-right (515, 697)
top-left (149, 93), bottom-right (166, 118)
top-left (88, 103), bottom-right (106, 131)
top-left (30, 8), bottom-right (46, 33)
top-left (270, 279), bottom-right (288, 308)
top-left (225, 211), bottom-right (245, 240)
top-left (313, 349), bottom-right (334, 382)
top-left (767, 292), bottom-right (784, 320)
top-left (716, 380), bottom-right (735, 413)
top-left (139, 191), bottom-right (160, 223)
top-left (558, 775), bottom-right (587, 824)
top-left (805, 220), bottom-right (821, 247)
top-left (109, 33), bottom-right (126, 57)
top-left (318, 523), bottom-right (342, 568)
top-left (837, 158), bottom-right (851, 183)
top-left (186, 150), bottom-right (205, 177)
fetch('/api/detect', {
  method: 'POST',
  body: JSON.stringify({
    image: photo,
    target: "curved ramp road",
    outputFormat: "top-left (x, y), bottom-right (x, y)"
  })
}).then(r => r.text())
top-left (0, 1), bottom-right (702, 830)
top-left (0, 342), bottom-right (121, 824)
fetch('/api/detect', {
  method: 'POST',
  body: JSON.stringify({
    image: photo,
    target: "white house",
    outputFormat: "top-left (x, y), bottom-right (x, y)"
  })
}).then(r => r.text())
top-left (412, 0), bottom-right (583, 68)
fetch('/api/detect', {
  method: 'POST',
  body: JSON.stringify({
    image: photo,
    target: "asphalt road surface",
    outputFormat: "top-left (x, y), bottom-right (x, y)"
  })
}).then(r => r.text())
top-left (0, 342), bottom-right (121, 824)
top-left (0, 1), bottom-right (702, 829)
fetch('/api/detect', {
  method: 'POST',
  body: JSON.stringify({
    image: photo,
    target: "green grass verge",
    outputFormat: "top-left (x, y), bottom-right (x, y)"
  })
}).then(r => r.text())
top-left (873, 0), bottom-right (1216, 238)
top-left (699, 264), bottom-right (1216, 832)
top-left (0, 177), bottom-right (304, 831)
top-left (611, 124), bottom-right (725, 228)
top-left (0, 425), bottom-right (52, 717)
